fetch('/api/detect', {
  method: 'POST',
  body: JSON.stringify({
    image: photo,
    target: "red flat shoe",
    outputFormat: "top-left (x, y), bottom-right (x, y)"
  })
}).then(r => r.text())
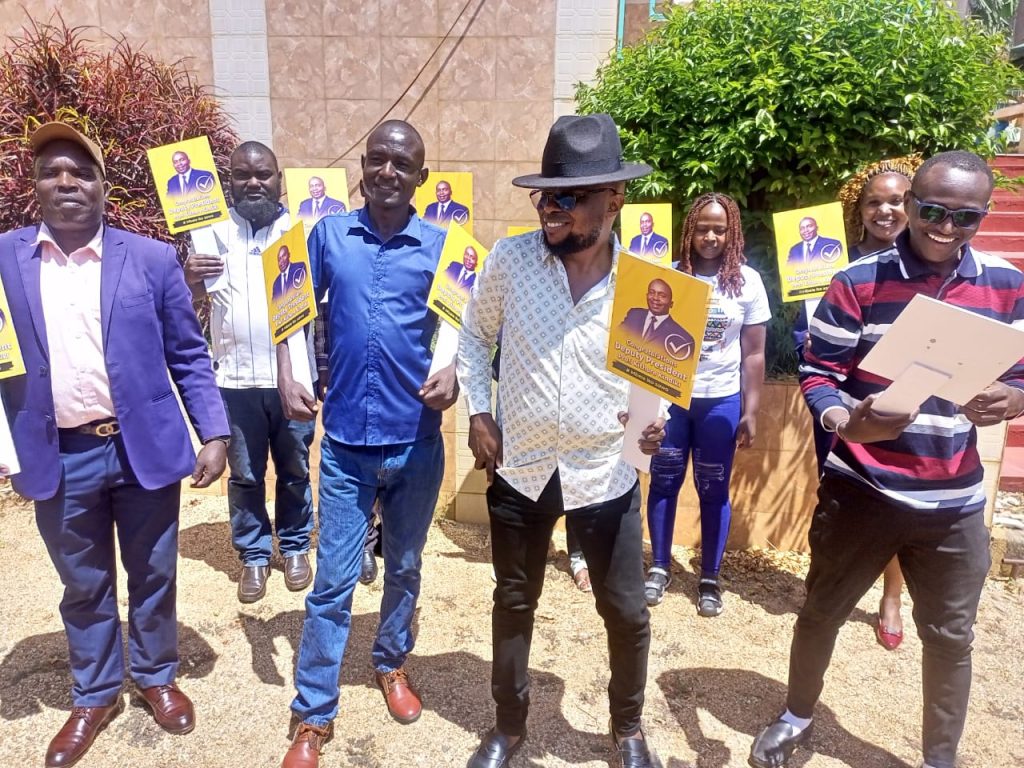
top-left (875, 615), bottom-right (903, 651)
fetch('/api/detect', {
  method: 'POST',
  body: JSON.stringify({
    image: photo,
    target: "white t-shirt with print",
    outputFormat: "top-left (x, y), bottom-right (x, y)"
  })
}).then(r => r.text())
top-left (691, 263), bottom-right (771, 398)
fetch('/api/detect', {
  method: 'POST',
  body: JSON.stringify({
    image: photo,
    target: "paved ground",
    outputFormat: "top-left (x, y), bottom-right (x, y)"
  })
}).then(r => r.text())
top-left (1, 490), bottom-right (1022, 767)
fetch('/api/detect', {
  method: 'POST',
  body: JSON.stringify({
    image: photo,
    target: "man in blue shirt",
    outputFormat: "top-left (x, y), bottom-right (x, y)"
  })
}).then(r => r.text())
top-left (276, 120), bottom-right (458, 768)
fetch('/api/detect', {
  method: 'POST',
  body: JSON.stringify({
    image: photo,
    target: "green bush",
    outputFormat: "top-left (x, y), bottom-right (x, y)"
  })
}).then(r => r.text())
top-left (577, 0), bottom-right (1022, 376)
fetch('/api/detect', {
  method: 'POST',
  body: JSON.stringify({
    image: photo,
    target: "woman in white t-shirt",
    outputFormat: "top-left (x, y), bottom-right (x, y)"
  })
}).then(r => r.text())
top-left (644, 193), bottom-right (771, 616)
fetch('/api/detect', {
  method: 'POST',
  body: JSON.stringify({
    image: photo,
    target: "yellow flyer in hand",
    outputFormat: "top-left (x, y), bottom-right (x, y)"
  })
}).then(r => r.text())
top-left (263, 223), bottom-right (318, 344)
top-left (147, 136), bottom-right (229, 234)
top-left (284, 168), bottom-right (350, 232)
top-left (773, 201), bottom-right (848, 302)
top-left (507, 225), bottom-right (537, 236)
top-left (427, 222), bottom-right (487, 329)
top-left (0, 274), bottom-right (25, 379)
top-left (607, 253), bottom-right (710, 409)
top-left (416, 172), bottom-right (473, 235)
top-left (621, 203), bottom-right (673, 266)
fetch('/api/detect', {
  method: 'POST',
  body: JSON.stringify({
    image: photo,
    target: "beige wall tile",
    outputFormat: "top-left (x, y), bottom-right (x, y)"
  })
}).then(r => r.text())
top-left (393, 91), bottom-right (440, 167)
top-left (493, 162), bottom-right (543, 222)
top-left (0, 0), bottom-right (100, 31)
top-left (494, 0), bottom-right (555, 38)
top-left (268, 37), bottom-right (324, 100)
top-left (436, 100), bottom-right (495, 162)
top-left (324, 36), bottom-right (382, 101)
top-left (325, 98), bottom-right (385, 160)
top-left (97, 0), bottom-right (210, 40)
top-left (495, 36), bottom-right (553, 101)
top-left (271, 98), bottom-right (329, 162)
top-left (379, 36), bottom-right (440, 101)
top-left (265, 0), bottom-right (324, 37)
top-left (380, 0), bottom-right (438, 37)
top-left (493, 100), bottom-right (550, 164)
top-left (437, 37), bottom-right (496, 102)
top-left (438, 0), bottom-right (496, 38)
top-left (323, 0), bottom-right (378, 37)
top-left (156, 36), bottom-right (215, 88)
top-left (455, 492), bottom-right (490, 525)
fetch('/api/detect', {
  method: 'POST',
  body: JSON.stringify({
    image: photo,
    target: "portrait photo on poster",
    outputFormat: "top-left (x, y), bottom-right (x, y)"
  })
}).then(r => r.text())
top-left (284, 168), bottom-right (351, 230)
top-left (415, 172), bottom-right (474, 235)
top-left (146, 135), bottom-right (229, 234)
top-left (621, 202), bottom-right (673, 266)
top-left (773, 201), bottom-right (849, 302)
top-left (262, 222), bottom-right (318, 344)
top-left (426, 222), bottom-right (489, 329)
top-left (607, 253), bottom-right (710, 408)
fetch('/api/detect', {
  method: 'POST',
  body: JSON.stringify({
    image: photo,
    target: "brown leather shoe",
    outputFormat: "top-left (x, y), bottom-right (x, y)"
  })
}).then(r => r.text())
top-left (134, 683), bottom-right (195, 734)
top-left (374, 667), bottom-right (421, 724)
top-left (239, 564), bottom-right (270, 603)
top-left (45, 698), bottom-right (124, 767)
top-left (282, 721), bottom-right (332, 768)
top-left (284, 553), bottom-right (313, 591)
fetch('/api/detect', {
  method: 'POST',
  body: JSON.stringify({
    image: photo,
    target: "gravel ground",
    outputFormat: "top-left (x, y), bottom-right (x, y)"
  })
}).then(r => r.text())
top-left (1, 489), bottom-right (1022, 768)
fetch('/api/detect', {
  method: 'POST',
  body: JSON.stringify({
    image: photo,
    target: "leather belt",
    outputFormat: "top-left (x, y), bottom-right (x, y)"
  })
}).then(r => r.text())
top-left (60, 419), bottom-right (121, 437)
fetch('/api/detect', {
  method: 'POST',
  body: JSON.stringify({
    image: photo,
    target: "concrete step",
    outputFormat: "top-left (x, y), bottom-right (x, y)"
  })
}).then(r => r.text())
top-left (1007, 415), bottom-right (1024, 447)
top-left (998, 444), bottom-right (1024, 491)
top-left (993, 154), bottom-right (1024, 175)
top-left (971, 231), bottom-right (1024, 251)
top-left (978, 211), bottom-right (1024, 233)
top-left (991, 193), bottom-right (1024, 213)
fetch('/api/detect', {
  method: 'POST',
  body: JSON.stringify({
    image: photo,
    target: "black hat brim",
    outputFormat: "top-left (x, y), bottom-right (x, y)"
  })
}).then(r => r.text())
top-left (511, 161), bottom-right (653, 189)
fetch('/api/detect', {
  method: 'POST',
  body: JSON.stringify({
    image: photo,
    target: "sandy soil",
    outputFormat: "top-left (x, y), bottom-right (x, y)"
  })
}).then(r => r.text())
top-left (1, 488), bottom-right (1021, 768)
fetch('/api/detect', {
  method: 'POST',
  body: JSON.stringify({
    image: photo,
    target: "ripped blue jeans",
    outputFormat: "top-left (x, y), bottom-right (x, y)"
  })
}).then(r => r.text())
top-left (646, 393), bottom-right (741, 575)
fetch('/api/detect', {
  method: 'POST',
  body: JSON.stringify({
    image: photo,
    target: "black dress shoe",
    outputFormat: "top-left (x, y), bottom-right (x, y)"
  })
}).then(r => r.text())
top-left (359, 549), bottom-right (378, 585)
top-left (611, 725), bottom-right (662, 768)
top-left (749, 717), bottom-right (813, 768)
top-left (467, 728), bottom-right (525, 768)
top-left (284, 553), bottom-right (313, 591)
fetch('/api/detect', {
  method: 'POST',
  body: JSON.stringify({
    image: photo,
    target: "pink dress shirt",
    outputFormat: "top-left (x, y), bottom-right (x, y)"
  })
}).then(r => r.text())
top-left (35, 223), bottom-right (115, 428)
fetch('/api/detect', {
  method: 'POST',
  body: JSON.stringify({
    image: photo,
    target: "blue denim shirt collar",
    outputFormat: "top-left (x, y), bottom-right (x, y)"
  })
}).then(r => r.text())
top-left (348, 206), bottom-right (423, 246)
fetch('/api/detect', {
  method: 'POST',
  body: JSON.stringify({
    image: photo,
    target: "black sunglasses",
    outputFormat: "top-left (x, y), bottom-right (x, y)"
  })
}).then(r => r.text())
top-left (911, 193), bottom-right (988, 229)
top-left (529, 187), bottom-right (619, 212)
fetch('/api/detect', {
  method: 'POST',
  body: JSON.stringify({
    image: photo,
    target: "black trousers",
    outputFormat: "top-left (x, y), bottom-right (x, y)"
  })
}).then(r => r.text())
top-left (487, 472), bottom-right (650, 737)
top-left (787, 474), bottom-right (991, 768)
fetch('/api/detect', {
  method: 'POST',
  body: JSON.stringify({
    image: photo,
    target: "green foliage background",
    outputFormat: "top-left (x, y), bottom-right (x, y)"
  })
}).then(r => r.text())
top-left (577, 0), bottom-right (1022, 377)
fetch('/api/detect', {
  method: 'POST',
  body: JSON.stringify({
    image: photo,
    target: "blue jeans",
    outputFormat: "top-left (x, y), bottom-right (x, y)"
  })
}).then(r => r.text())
top-left (35, 432), bottom-right (180, 705)
top-left (221, 387), bottom-right (315, 566)
top-left (291, 433), bottom-right (444, 725)
top-left (647, 393), bottom-right (741, 574)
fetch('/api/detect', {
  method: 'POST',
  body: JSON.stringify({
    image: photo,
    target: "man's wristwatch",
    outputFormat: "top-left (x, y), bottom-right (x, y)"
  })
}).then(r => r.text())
top-left (203, 435), bottom-right (231, 447)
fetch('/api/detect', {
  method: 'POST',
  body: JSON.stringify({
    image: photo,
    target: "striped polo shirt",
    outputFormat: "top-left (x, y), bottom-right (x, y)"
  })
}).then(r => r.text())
top-left (800, 232), bottom-right (1024, 514)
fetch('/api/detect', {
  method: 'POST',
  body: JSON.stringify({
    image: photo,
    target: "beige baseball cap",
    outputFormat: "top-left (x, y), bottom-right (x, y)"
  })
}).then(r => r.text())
top-left (30, 122), bottom-right (106, 177)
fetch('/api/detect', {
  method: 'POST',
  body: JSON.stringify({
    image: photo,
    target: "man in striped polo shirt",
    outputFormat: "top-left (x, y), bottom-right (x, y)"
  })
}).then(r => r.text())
top-left (750, 150), bottom-right (1024, 768)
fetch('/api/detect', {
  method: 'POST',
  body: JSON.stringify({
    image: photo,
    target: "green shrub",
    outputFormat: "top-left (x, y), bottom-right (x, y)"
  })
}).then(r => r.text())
top-left (0, 18), bottom-right (237, 267)
top-left (577, 0), bottom-right (1022, 376)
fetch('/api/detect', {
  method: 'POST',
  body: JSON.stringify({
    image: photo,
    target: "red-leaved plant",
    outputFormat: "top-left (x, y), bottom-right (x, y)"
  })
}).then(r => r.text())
top-left (0, 17), bottom-right (238, 266)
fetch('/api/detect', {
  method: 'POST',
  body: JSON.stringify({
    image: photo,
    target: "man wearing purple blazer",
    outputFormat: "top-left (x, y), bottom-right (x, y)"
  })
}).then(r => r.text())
top-left (0, 122), bottom-right (229, 768)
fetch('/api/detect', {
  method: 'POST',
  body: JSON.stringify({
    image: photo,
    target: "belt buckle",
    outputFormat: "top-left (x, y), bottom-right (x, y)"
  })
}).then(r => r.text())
top-left (95, 421), bottom-right (120, 437)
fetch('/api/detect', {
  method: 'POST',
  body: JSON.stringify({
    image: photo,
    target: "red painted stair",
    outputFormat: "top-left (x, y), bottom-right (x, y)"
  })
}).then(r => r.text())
top-left (983, 156), bottom-right (1024, 490)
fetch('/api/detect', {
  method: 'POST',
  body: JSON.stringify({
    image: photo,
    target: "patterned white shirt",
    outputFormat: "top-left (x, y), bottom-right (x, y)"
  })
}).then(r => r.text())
top-left (458, 230), bottom-right (638, 509)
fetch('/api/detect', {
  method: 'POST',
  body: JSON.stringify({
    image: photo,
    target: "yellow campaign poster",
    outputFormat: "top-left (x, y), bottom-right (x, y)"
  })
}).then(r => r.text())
top-left (284, 168), bottom-right (350, 232)
top-left (0, 275), bottom-right (25, 379)
top-left (426, 222), bottom-right (487, 329)
top-left (416, 172), bottom-right (473, 235)
top-left (773, 201), bottom-right (849, 302)
top-left (607, 253), bottom-right (711, 409)
top-left (263, 223), bottom-right (318, 344)
top-left (621, 203), bottom-right (673, 266)
top-left (147, 136), bottom-right (229, 234)
top-left (507, 225), bottom-right (537, 236)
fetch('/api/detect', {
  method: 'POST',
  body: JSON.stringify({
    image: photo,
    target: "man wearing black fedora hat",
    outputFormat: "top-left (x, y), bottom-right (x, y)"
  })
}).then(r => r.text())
top-left (458, 113), bottom-right (666, 768)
